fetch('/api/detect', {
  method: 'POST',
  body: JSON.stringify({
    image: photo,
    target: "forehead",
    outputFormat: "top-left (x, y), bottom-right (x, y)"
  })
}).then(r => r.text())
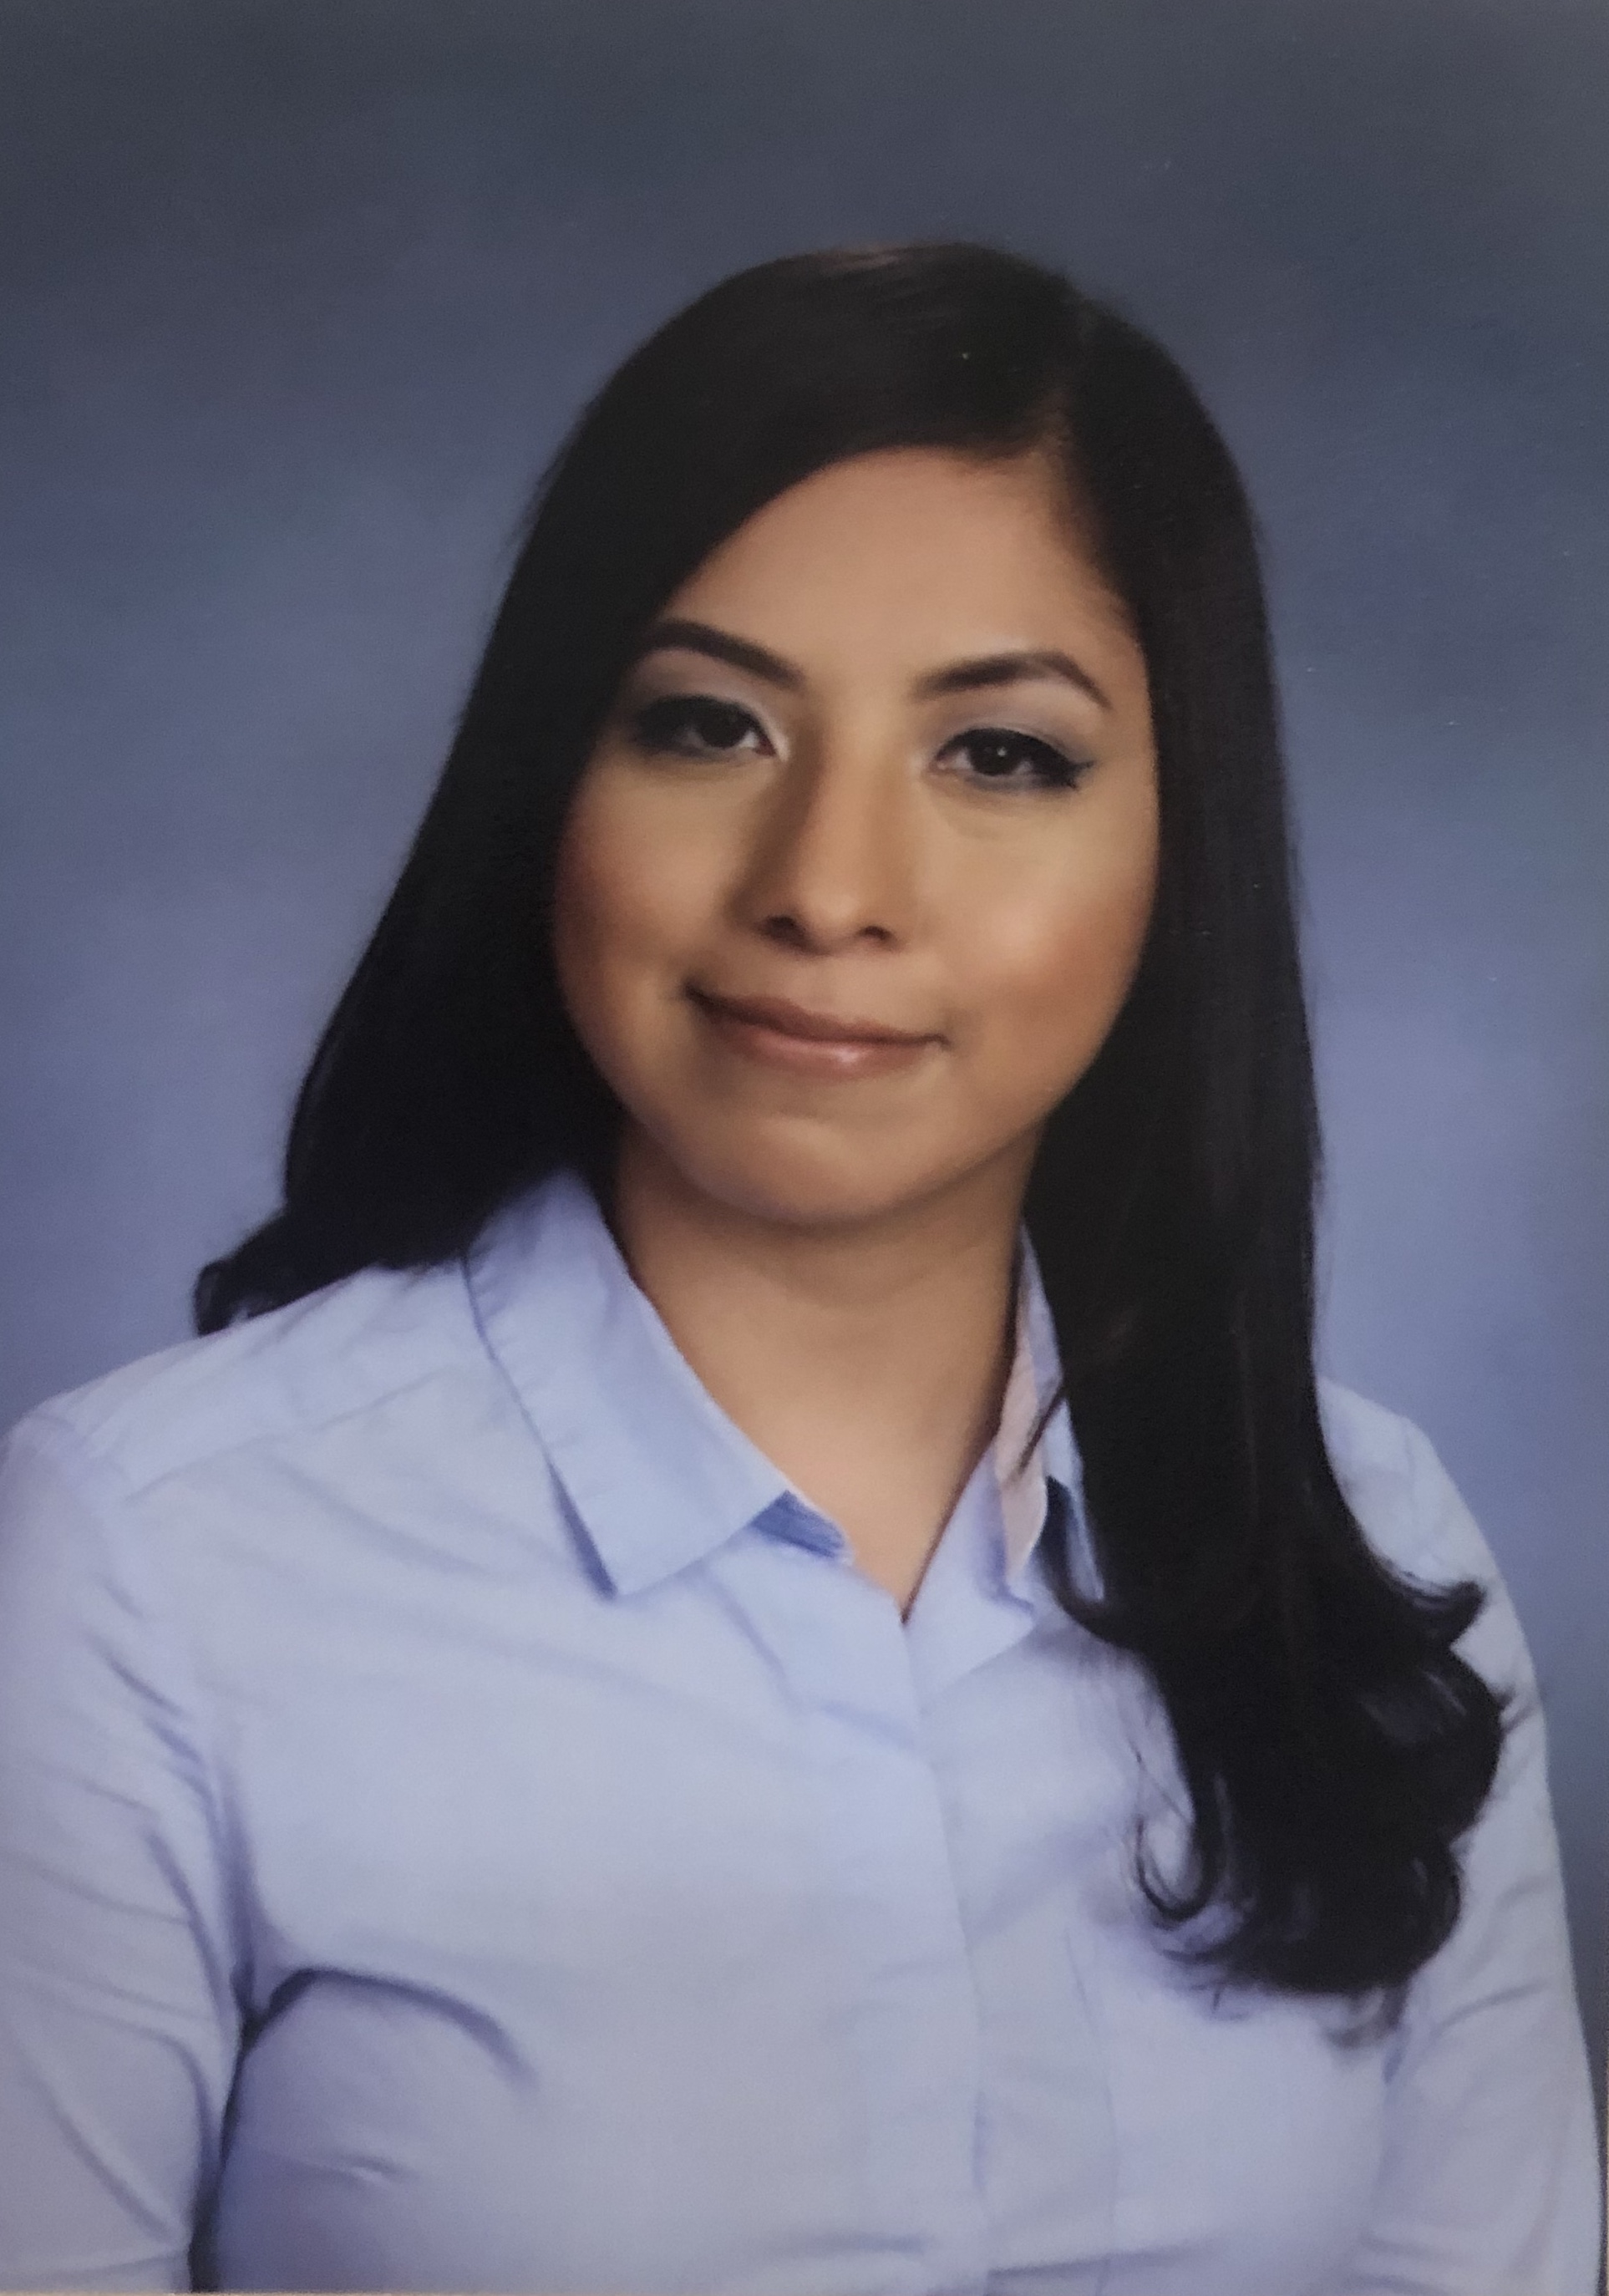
top-left (660, 447), bottom-right (1135, 673)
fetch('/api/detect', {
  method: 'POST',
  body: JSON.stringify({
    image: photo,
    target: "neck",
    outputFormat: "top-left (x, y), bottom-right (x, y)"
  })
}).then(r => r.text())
top-left (606, 1128), bottom-right (1033, 1611)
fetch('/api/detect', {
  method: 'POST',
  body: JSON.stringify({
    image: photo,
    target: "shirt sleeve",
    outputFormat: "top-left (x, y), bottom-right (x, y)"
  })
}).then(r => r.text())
top-left (0, 1412), bottom-right (241, 2291)
top-left (1336, 1415), bottom-right (1601, 2296)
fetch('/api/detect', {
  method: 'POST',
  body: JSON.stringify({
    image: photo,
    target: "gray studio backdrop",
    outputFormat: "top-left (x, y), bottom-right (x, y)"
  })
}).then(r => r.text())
top-left (3, 1), bottom-right (1606, 2076)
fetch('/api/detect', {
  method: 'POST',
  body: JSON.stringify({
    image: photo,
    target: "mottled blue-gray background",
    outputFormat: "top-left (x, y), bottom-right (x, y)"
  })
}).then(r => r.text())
top-left (3, 0), bottom-right (1606, 2082)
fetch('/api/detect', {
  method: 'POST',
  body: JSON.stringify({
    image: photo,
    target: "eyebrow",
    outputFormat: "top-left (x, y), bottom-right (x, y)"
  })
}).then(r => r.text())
top-left (633, 617), bottom-right (1111, 711)
top-left (915, 649), bottom-right (1109, 711)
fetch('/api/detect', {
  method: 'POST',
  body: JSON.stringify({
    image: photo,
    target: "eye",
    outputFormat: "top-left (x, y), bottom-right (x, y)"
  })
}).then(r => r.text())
top-left (624, 694), bottom-right (770, 759)
top-left (938, 726), bottom-right (1091, 792)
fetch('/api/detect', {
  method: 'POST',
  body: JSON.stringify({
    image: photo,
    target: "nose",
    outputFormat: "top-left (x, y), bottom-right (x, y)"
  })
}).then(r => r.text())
top-left (734, 730), bottom-right (921, 955)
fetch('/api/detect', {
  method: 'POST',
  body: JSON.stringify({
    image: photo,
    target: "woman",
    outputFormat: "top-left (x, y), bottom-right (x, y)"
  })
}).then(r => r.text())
top-left (0, 244), bottom-right (1596, 2293)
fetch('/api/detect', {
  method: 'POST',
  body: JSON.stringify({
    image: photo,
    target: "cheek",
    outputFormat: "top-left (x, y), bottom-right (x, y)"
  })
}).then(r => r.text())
top-left (971, 851), bottom-right (1156, 1090)
top-left (552, 799), bottom-right (638, 1043)
top-left (552, 785), bottom-right (719, 1035)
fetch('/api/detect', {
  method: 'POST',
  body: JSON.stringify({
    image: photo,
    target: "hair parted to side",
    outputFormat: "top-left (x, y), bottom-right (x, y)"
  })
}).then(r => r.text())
top-left (195, 242), bottom-right (1504, 2007)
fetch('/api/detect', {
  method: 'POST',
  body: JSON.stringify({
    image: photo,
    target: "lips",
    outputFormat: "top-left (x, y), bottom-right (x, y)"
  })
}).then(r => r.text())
top-left (689, 990), bottom-right (937, 1046)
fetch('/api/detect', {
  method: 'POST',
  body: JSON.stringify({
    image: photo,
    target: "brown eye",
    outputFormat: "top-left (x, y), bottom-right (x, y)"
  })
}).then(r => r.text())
top-left (626, 695), bottom-right (769, 759)
top-left (939, 727), bottom-right (1090, 791)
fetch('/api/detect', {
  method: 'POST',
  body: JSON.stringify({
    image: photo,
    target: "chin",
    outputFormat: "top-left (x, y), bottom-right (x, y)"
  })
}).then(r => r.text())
top-left (657, 1121), bottom-right (986, 1236)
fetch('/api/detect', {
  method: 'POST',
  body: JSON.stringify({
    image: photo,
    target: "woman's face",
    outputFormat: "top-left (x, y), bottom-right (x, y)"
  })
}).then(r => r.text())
top-left (553, 446), bottom-right (1159, 1235)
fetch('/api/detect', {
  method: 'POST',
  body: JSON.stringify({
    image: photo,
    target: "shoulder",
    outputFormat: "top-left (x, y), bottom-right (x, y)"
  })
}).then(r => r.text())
top-left (5, 1256), bottom-right (485, 1505)
top-left (1317, 1377), bottom-right (1531, 1700)
top-left (1319, 1378), bottom-right (1488, 1582)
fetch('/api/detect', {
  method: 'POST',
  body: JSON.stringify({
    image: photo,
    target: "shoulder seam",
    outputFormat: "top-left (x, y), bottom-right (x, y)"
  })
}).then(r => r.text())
top-left (18, 1264), bottom-right (485, 1503)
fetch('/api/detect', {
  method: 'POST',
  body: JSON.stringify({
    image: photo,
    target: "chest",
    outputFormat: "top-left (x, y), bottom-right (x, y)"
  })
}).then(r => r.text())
top-left (202, 1535), bottom-right (1389, 2295)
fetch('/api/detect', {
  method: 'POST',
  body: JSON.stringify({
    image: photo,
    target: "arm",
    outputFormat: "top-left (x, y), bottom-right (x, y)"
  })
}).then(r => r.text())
top-left (1336, 1418), bottom-right (1601, 2296)
top-left (0, 1413), bottom-right (241, 2291)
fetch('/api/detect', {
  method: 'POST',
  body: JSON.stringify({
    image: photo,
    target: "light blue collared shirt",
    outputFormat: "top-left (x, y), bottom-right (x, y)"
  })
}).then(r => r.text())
top-left (0, 1168), bottom-right (1596, 2293)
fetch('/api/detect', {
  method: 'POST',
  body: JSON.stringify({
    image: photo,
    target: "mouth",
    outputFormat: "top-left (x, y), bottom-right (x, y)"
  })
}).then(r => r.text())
top-left (686, 987), bottom-right (942, 1079)
top-left (688, 989), bottom-right (938, 1046)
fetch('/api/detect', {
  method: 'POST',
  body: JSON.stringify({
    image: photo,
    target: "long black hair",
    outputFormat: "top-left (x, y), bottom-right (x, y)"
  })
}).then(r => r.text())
top-left (195, 243), bottom-right (1504, 2005)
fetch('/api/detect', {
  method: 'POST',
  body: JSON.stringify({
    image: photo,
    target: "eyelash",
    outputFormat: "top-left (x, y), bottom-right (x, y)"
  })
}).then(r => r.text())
top-left (622, 695), bottom-right (1092, 792)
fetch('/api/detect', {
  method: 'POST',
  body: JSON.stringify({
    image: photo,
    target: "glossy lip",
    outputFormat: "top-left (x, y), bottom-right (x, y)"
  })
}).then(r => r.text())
top-left (688, 989), bottom-right (939, 1045)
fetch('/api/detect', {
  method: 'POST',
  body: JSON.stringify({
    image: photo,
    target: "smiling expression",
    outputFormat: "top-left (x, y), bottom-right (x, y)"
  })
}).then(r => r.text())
top-left (552, 445), bottom-right (1160, 1233)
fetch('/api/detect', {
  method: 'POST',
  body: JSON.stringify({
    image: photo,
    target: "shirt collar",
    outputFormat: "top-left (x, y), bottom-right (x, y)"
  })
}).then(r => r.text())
top-left (464, 1166), bottom-right (1083, 1598)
